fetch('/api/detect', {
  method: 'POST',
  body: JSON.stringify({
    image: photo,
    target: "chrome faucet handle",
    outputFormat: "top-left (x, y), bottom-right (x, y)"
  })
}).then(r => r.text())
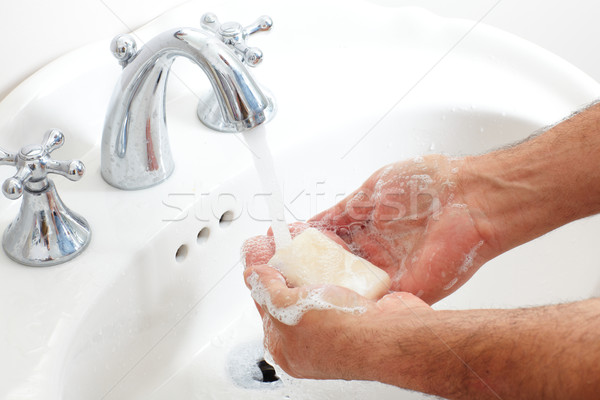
top-left (0, 129), bottom-right (90, 266)
top-left (0, 148), bottom-right (17, 165)
top-left (110, 34), bottom-right (138, 68)
top-left (1, 129), bottom-right (85, 200)
top-left (200, 13), bottom-right (273, 66)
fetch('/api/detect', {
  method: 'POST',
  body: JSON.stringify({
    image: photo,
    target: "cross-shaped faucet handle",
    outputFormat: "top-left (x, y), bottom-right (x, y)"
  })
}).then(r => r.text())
top-left (0, 129), bottom-right (85, 200)
top-left (200, 13), bottom-right (273, 67)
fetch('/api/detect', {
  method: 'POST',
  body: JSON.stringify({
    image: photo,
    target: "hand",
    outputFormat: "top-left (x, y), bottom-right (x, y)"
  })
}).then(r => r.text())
top-left (244, 262), bottom-right (600, 399)
top-left (309, 155), bottom-right (499, 304)
top-left (242, 263), bottom-right (432, 381)
top-left (240, 103), bottom-right (600, 398)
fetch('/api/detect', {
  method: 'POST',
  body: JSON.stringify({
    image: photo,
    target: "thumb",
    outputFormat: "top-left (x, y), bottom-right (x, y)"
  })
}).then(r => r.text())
top-left (376, 291), bottom-right (432, 312)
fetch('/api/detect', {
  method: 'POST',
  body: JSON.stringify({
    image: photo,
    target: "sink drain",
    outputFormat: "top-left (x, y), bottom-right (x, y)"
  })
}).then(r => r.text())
top-left (257, 359), bottom-right (279, 383)
top-left (227, 340), bottom-right (282, 389)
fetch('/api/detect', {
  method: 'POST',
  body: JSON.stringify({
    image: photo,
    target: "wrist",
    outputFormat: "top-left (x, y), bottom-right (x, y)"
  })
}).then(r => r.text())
top-left (458, 104), bottom-right (600, 254)
top-left (458, 152), bottom-right (545, 255)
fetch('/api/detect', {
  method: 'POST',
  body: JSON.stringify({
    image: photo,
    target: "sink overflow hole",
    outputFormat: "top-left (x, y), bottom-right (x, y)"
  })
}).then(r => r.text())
top-left (219, 210), bottom-right (234, 227)
top-left (197, 227), bottom-right (210, 245)
top-left (175, 244), bottom-right (188, 263)
top-left (256, 359), bottom-right (279, 383)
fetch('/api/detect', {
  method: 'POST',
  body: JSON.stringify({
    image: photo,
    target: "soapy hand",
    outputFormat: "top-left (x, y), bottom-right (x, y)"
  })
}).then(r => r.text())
top-left (242, 262), bottom-right (432, 380)
top-left (239, 154), bottom-right (498, 380)
top-left (309, 155), bottom-right (497, 304)
top-left (241, 103), bottom-right (600, 398)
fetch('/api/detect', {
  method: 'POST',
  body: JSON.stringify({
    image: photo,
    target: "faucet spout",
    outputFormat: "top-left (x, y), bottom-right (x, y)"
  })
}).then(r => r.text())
top-left (101, 27), bottom-right (274, 190)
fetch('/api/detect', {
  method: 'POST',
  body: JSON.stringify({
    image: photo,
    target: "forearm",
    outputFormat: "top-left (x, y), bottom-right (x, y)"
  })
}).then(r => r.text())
top-left (461, 102), bottom-right (600, 254)
top-left (370, 298), bottom-right (600, 399)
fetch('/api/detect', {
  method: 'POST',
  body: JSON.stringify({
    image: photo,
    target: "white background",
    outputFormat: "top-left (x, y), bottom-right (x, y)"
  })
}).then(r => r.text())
top-left (0, 0), bottom-right (599, 101)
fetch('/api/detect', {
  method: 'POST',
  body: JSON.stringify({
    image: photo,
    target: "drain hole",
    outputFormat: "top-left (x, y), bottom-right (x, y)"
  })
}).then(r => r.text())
top-left (226, 341), bottom-right (282, 389)
top-left (219, 210), bottom-right (234, 227)
top-left (256, 359), bottom-right (279, 383)
top-left (175, 244), bottom-right (188, 263)
top-left (197, 227), bottom-right (210, 245)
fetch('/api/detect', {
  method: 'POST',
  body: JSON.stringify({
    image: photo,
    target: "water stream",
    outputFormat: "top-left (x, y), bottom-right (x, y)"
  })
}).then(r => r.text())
top-left (242, 126), bottom-right (292, 249)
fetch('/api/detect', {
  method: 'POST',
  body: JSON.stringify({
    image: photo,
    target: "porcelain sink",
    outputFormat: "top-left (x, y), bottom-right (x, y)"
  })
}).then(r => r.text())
top-left (1, 0), bottom-right (600, 399)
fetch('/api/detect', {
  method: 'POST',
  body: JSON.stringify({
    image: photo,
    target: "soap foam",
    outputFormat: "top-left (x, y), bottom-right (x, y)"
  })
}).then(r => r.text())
top-left (458, 240), bottom-right (484, 274)
top-left (442, 277), bottom-right (459, 291)
top-left (241, 236), bottom-right (275, 268)
top-left (441, 240), bottom-right (484, 292)
top-left (247, 272), bottom-right (366, 326)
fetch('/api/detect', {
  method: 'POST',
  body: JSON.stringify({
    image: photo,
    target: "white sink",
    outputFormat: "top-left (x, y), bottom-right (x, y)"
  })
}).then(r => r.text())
top-left (1, 0), bottom-right (600, 399)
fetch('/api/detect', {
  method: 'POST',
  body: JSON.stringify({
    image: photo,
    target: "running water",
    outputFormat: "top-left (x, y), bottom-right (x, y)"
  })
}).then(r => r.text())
top-left (243, 126), bottom-right (292, 249)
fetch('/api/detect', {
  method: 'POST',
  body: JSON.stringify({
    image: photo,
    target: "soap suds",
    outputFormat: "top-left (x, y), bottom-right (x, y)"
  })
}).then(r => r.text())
top-left (247, 272), bottom-right (366, 326)
top-left (441, 240), bottom-right (484, 291)
top-left (241, 236), bottom-right (275, 268)
top-left (458, 240), bottom-right (484, 274)
top-left (443, 277), bottom-right (459, 291)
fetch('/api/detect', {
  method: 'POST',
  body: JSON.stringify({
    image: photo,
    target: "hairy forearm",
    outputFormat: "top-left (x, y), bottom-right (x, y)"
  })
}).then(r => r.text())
top-left (370, 298), bottom-right (600, 399)
top-left (461, 101), bottom-right (600, 254)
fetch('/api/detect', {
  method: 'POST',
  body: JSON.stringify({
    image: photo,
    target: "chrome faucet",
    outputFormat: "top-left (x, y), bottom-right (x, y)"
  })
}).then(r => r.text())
top-left (101, 13), bottom-right (275, 190)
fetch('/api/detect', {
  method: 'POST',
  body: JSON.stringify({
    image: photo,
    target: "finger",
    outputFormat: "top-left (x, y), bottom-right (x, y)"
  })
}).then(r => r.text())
top-left (312, 283), bottom-right (371, 310)
top-left (244, 264), bottom-right (272, 290)
top-left (243, 266), bottom-right (265, 319)
top-left (309, 164), bottom-right (393, 230)
top-left (243, 266), bottom-right (269, 319)
top-left (267, 222), bottom-right (311, 238)
top-left (320, 230), bottom-right (352, 252)
top-left (376, 291), bottom-right (431, 312)
top-left (241, 235), bottom-right (275, 268)
top-left (244, 265), bottom-right (301, 309)
top-left (267, 221), bottom-right (352, 252)
top-left (252, 299), bottom-right (266, 320)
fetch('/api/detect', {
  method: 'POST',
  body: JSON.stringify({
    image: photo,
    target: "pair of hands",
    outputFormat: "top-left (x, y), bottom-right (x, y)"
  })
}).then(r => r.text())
top-left (239, 103), bottom-right (600, 399)
top-left (242, 154), bottom-right (498, 380)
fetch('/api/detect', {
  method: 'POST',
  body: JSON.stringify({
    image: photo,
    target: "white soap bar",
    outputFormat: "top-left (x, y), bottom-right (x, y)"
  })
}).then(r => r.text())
top-left (268, 228), bottom-right (391, 300)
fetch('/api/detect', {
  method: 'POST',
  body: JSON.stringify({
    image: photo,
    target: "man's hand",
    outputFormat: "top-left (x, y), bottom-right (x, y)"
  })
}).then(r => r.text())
top-left (241, 102), bottom-right (600, 399)
top-left (310, 98), bottom-right (600, 304)
top-left (309, 155), bottom-right (499, 304)
top-left (242, 262), bottom-right (433, 381)
top-left (243, 261), bottom-right (600, 400)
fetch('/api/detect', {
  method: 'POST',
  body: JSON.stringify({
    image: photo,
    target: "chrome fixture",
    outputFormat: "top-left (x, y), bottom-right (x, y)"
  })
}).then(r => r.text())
top-left (0, 129), bottom-right (91, 266)
top-left (101, 13), bottom-right (275, 190)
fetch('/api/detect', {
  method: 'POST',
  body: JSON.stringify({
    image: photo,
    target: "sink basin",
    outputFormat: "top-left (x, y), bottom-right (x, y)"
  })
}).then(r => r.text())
top-left (1, 0), bottom-right (600, 399)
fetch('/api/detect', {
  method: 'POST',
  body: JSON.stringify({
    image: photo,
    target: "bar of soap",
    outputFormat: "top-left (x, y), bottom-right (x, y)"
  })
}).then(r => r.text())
top-left (268, 228), bottom-right (391, 300)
